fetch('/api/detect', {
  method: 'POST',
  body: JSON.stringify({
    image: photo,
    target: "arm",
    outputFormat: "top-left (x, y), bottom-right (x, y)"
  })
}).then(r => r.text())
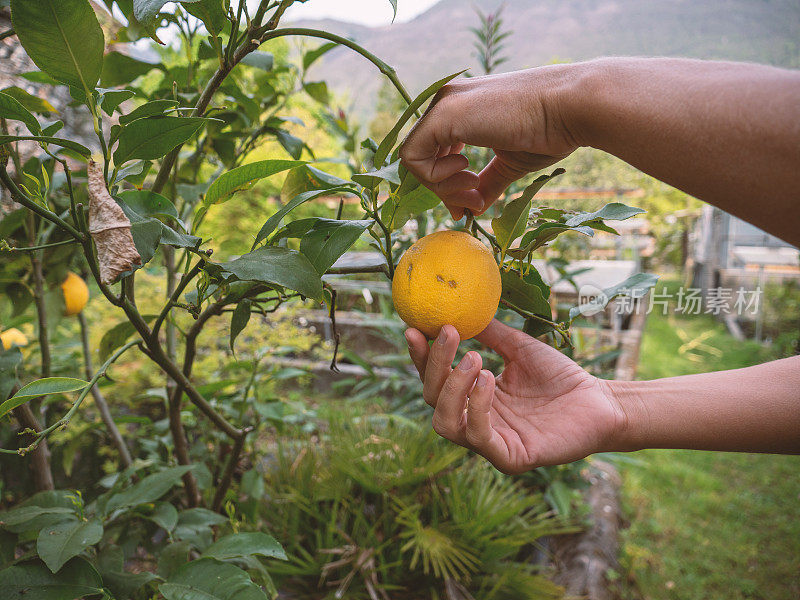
top-left (400, 57), bottom-right (800, 246)
top-left (609, 356), bottom-right (800, 454)
top-left (405, 321), bottom-right (800, 474)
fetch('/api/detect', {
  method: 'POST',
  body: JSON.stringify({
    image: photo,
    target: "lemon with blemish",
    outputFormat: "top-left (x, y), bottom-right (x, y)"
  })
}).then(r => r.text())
top-left (392, 230), bottom-right (501, 340)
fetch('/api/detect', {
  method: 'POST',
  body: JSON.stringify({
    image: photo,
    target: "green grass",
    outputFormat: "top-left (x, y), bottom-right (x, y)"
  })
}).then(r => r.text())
top-left (618, 281), bottom-right (800, 600)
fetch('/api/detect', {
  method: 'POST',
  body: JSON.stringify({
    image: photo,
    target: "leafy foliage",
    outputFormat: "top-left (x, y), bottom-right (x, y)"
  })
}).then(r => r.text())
top-left (0, 0), bottom-right (658, 596)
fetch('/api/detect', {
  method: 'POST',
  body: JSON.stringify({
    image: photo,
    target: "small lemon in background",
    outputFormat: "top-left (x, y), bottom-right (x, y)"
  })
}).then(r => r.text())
top-left (392, 230), bottom-right (501, 340)
top-left (61, 272), bottom-right (89, 316)
top-left (1, 328), bottom-right (28, 350)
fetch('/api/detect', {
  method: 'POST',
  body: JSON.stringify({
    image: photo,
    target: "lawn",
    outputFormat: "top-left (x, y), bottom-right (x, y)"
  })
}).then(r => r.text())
top-left (618, 282), bottom-right (800, 600)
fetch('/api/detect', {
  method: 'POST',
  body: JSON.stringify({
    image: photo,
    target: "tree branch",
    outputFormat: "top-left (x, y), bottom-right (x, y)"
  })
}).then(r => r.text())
top-left (211, 428), bottom-right (249, 512)
top-left (0, 166), bottom-right (83, 240)
top-left (77, 312), bottom-right (133, 469)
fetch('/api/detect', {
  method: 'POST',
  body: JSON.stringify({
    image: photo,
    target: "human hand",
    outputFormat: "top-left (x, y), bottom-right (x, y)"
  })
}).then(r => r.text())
top-left (405, 319), bottom-right (626, 474)
top-left (399, 65), bottom-right (585, 219)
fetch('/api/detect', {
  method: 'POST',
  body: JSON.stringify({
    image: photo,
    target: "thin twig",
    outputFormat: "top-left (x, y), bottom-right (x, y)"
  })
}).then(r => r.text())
top-left (77, 311), bottom-right (133, 469)
top-left (5, 341), bottom-right (141, 456)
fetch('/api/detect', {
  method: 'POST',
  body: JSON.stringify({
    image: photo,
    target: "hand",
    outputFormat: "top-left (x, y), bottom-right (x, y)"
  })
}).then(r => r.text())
top-left (399, 66), bottom-right (584, 219)
top-left (405, 320), bottom-right (626, 474)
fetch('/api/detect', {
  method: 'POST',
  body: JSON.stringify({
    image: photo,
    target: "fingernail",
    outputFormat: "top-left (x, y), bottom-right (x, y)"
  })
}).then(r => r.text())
top-left (458, 352), bottom-right (473, 371)
top-left (404, 330), bottom-right (412, 346)
top-left (475, 370), bottom-right (487, 387)
top-left (437, 328), bottom-right (448, 345)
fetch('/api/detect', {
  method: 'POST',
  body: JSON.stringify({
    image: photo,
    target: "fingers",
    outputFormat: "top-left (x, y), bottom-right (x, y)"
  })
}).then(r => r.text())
top-left (475, 155), bottom-right (530, 213)
top-left (431, 351), bottom-right (482, 444)
top-left (474, 319), bottom-right (533, 361)
top-left (422, 325), bottom-right (460, 407)
top-left (465, 370), bottom-right (495, 447)
top-left (405, 328), bottom-right (429, 379)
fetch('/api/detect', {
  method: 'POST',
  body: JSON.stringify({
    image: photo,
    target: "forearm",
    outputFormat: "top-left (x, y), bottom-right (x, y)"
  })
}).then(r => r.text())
top-left (565, 57), bottom-right (800, 246)
top-left (606, 356), bottom-right (800, 454)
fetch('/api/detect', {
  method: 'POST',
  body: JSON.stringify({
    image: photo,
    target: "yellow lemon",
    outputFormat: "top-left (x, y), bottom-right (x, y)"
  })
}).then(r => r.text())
top-left (0, 328), bottom-right (28, 350)
top-left (392, 230), bottom-right (501, 340)
top-left (61, 272), bottom-right (89, 316)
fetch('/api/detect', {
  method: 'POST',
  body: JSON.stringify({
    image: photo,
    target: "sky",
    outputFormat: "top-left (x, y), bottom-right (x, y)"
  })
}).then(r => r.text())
top-left (284, 0), bottom-right (442, 26)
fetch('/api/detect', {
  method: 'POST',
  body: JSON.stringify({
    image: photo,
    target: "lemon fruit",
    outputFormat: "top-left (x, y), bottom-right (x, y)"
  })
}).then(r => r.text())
top-left (392, 230), bottom-right (501, 340)
top-left (0, 328), bottom-right (28, 350)
top-left (61, 272), bottom-right (89, 316)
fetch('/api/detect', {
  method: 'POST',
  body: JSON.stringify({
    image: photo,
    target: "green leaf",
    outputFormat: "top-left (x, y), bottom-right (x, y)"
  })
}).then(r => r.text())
top-left (512, 222), bottom-right (594, 257)
top-left (0, 506), bottom-right (75, 533)
top-left (352, 160), bottom-right (401, 188)
top-left (388, 0), bottom-right (398, 21)
top-left (117, 189), bottom-right (179, 220)
top-left (0, 91), bottom-right (42, 134)
top-left (182, 0), bottom-right (226, 36)
top-left (203, 532), bottom-right (287, 561)
top-left (1, 378), bottom-right (88, 417)
top-left (115, 160), bottom-right (153, 187)
top-left (140, 501), bottom-right (178, 532)
top-left (0, 490), bottom-right (80, 534)
top-left (300, 219), bottom-right (372, 274)
top-left (252, 187), bottom-right (353, 248)
top-left (119, 199), bottom-right (200, 262)
top-left (158, 540), bottom-right (192, 579)
top-left (114, 116), bottom-right (210, 165)
top-left (492, 169), bottom-right (565, 254)
top-left (98, 545), bottom-right (157, 597)
top-left (240, 51), bottom-right (274, 72)
top-left (492, 196), bottom-right (530, 254)
top-left (303, 42), bottom-right (337, 70)
top-left (280, 165), bottom-right (351, 203)
top-left (0, 135), bottom-right (91, 157)
top-left (160, 558), bottom-right (268, 600)
top-left (518, 168), bottom-right (565, 203)
top-left (98, 88), bottom-right (136, 115)
top-left (569, 272), bottom-right (659, 321)
top-left (0, 347), bottom-right (22, 403)
top-left (134, 0), bottom-right (200, 25)
top-left (204, 160), bottom-right (304, 206)
top-left (374, 70), bottom-right (465, 168)
top-left (381, 177), bottom-right (440, 231)
top-left (37, 519), bottom-right (103, 573)
top-left (274, 129), bottom-right (305, 160)
top-left (0, 558), bottom-right (103, 600)
top-left (230, 299), bottom-right (251, 352)
top-left (221, 247), bottom-right (323, 301)
top-left (98, 316), bottom-right (155, 362)
top-left (11, 0), bottom-right (104, 93)
top-left (563, 202), bottom-right (645, 227)
top-left (105, 465), bottom-right (195, 514)
top-left (303, 81), bottom-right (329, 104)
top-left (119, 99), bottom-right (179, 125)
top-left (2, 86), bottom-right (57, 115)
top-left (500, 269), bottom-right (551, 318)
top-left (100, 51), bottom-right (162, 88)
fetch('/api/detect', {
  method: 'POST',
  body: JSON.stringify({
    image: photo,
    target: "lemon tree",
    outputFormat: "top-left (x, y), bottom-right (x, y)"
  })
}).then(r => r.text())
top-left (0, 0), bottom-right (656, 595)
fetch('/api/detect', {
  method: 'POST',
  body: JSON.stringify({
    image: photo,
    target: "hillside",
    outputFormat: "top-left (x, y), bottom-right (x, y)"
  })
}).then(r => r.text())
top-left (290, 0), bottom-right (800, 116)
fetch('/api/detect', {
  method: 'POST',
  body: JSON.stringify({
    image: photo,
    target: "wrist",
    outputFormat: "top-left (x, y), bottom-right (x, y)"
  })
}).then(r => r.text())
top-left (598, 378), bottom-right (650, 452)
top-left (558, 58), bottom-right (622, 149)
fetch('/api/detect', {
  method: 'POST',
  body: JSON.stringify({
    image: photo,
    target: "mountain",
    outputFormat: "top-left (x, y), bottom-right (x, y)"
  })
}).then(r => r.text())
top-left (291, 0), bottom-right (800, 116)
